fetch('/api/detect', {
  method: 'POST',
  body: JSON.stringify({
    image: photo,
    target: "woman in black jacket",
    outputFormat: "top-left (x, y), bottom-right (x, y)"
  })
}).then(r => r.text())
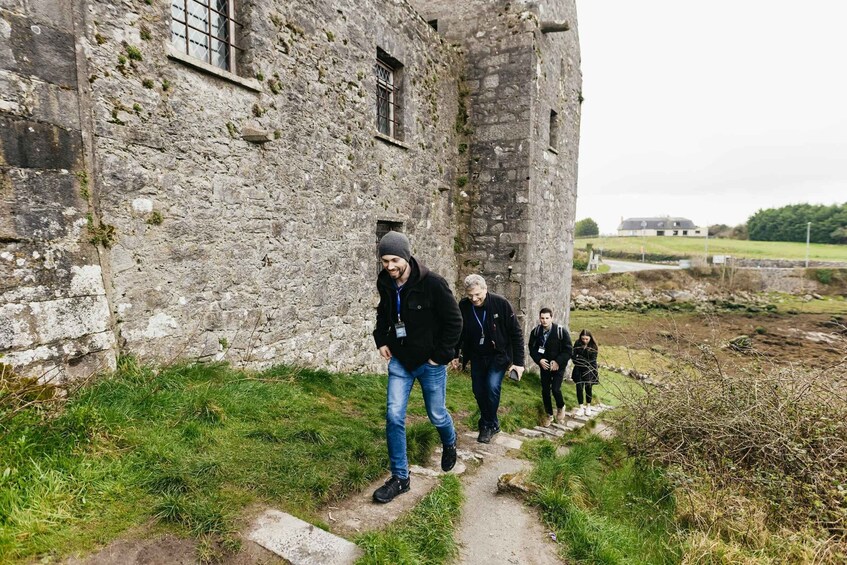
top-left (571, 329), bottom-right (599, 417)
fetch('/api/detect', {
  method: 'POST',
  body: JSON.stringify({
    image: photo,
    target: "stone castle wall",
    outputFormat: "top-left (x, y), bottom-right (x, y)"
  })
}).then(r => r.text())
top-left (2, 0), bottom-right (581, 378)
top-left (409, 0), bottom-right (581, 330)
top-left (525, 0), bottom-right (581, 328)
top-left (0, 0), bottom-right (116, 380)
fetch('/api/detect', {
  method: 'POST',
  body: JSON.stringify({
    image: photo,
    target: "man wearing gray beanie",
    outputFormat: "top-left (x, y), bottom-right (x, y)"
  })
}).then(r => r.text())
top-left (371, 230), bottom-right (463, 503)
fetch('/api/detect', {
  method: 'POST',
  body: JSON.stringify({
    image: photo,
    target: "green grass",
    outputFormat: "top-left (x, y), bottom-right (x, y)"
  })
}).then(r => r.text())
top-left (767, 293), bottom-right (847, 314)
top-left (1, 355), bottom-right (584, 563)
top-left (577, 236), bottom-right (847, 262)
top-left (570, 309), bottom-right (647, 332)
top-left (526, 435), bottom-right (681, 564)
top-left (0, 360), bottom-right (396, 560)
top-left (355, 474), bottom-right (463, 564)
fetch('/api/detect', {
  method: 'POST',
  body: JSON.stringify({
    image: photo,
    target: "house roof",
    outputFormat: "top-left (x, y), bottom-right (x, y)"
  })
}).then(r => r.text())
top-left (618, 217), bottom-right (697, 230)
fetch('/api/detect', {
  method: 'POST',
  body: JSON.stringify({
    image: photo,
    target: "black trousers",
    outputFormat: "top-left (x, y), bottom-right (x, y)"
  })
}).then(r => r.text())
top-left (576, 382), bottom-right (593, 405)
top-left (541, 370), bottom-right (565, 415)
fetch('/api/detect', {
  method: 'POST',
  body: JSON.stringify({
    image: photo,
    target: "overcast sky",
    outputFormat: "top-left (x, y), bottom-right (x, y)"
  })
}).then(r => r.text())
top-left (574, 1), bottom-right (847, 234)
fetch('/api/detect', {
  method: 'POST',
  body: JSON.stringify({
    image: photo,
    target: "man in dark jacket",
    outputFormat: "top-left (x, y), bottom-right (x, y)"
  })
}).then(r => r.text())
top-left (528, 307), bottom-right (572, 426)
top-left (371, 231), bottom-right (463, 503)
top-left (453, 274), bottom-right (525, 443)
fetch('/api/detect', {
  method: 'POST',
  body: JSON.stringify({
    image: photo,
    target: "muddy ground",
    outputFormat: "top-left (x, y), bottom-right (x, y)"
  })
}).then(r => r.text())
top-left (576, 309), bottom-right (846, 372)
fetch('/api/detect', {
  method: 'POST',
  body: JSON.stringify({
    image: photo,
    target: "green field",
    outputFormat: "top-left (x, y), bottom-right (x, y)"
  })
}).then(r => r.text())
top-left (576, 236), bottom-right (847, 262)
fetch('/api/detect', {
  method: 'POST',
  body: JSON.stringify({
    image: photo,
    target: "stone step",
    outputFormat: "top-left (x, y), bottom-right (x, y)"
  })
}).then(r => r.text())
top-left (532, 425), bottom-right (565, 438)
top-left (462, 431), bottom-right (524, 450)
top-left (248, 509), bottom-right (362, 565)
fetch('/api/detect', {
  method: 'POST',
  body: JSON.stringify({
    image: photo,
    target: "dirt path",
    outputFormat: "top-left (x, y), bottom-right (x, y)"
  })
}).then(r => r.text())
top-left (455, 440), bottom-right (562, 564)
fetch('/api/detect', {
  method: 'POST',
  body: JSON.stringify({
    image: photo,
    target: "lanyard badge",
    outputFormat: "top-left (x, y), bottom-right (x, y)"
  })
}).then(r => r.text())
top-left (473, 307), bottom-right (486, 345)
top-left (394, 284), bottom-right (406, 338)
top-left (538, 329), bottom-right (549, 355)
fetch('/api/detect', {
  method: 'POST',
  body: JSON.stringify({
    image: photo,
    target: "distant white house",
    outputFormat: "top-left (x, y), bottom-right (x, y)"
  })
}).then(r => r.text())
top-left (617, 217), bottom-right (706, 237)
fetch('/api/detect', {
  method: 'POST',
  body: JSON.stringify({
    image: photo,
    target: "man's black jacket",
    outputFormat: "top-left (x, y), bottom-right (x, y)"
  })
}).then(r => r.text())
top-left (457, 291), bottom-right (525, 368)
top-left (373, 257), bottom-right (462, 371)
top-left (528, 323), bottom-right (572, 375)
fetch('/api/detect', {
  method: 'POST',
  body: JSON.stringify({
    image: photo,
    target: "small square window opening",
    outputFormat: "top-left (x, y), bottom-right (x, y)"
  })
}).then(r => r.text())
top-left (549, 109), bottom-right (559, 149)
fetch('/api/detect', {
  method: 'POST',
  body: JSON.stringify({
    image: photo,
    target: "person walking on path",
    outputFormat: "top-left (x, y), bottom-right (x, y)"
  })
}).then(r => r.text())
top-left (372, 231), bottom-right (463, 503)
top-left (453, 274), bottom-right (525, 443)
top-left (528, 308), bottom-right (572, 426)
top-left (571, 329), bottom-right (599, 416)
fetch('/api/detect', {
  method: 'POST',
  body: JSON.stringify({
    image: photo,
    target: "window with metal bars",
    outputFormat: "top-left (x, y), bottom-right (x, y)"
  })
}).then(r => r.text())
top-left (375, 49), bottom-right (403, 140)
top-left (171, 0), bottom-right (239, 72)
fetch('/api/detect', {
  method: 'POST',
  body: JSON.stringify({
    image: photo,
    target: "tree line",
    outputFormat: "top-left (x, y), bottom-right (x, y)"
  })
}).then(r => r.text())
top-left (747, 203), bottom-right (847, 244)
top-left (574, 202), bottom-right (846, 244)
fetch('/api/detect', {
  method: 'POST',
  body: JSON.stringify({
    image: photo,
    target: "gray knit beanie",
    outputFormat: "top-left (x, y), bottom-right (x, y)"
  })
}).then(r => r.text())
top-left (378, 231), bottom-right (411, 261)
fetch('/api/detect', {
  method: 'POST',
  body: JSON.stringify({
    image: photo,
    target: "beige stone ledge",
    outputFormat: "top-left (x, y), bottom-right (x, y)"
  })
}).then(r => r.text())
top-left (167, 45), bottom-right (262, 93)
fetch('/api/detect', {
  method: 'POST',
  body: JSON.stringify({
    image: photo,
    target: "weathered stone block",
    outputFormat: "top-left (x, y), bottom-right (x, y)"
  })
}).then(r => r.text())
top-left (0, 10), bottom-right (76, 87)
top-left (0, 116), bottom-right (82, 170)
top-left (1, 167), bottom-right (82, 240)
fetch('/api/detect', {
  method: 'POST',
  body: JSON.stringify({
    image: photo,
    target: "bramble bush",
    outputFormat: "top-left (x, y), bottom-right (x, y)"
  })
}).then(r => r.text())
top-left (614, 339), bottom-right (847, 561)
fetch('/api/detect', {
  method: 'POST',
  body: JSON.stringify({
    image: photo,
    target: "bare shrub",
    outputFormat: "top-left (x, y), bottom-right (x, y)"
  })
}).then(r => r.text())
top-left (613, 341), bottom-right (847, 548)
top-left (0, 362), bottom-right (62, 425)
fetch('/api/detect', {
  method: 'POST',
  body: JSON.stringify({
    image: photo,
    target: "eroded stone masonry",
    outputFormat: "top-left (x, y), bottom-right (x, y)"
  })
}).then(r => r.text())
top-left (1, 0), bottom-right (581, 380)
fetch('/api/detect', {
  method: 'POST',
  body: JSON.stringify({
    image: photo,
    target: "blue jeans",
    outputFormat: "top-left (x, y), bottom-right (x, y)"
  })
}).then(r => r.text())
top-left (470, 356), bottom-right (507, 431)
top-left (386, 358), bottom-right (456, 480)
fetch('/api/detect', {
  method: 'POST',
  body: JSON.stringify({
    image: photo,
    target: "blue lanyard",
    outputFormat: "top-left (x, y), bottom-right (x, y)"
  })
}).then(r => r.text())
top-left (472, 306), bottom-right (486, 333)
top-left (394, 284), bottom-right (403, 322)
top-left (540, 329), bottom-right (550, 347)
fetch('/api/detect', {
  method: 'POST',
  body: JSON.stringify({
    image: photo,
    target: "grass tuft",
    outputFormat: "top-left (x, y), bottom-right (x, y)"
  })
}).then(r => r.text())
top-left (356, 474), bottom-right (463, 564)
top-left (529, 436), bottom-right (681, 563)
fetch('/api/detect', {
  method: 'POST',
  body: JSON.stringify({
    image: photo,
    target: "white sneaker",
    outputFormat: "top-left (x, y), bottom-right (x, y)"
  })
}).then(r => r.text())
top-left (584, 405), bottom-right (595, 416)
top-left (575, 406), bottom-right (585, 417)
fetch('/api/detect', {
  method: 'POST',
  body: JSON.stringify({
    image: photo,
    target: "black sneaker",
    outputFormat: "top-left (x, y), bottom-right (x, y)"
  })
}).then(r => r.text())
top-left (477, 427), bottom-right (492, 443)
top-left (441, 443), bottom-right (457, 472)
top-left (372, 476), bottom-right (410, 503)
top-left (490, 425), bottom-right (501, 437)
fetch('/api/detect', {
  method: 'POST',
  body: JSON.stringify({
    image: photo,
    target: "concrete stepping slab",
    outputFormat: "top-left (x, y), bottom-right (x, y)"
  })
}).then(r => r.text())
top-left (248, 509), bottom-right (362, 565)
top-left (532, 426), bottom-right (565, 438)
top-left (461, 431), bottom-right (523, 451)
top-left (457, 447), bottom-right (483, 463)
top-left (412, 459), bottom-right (468, 477)
top-left (492, 433), bottom-right (524, 450)
top-left (517, 428), bottom-right (544, 438)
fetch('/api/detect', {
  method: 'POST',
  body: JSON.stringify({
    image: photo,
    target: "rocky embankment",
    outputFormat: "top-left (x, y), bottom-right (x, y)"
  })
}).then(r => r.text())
top-left (571, 267), bottom-right (838, 311)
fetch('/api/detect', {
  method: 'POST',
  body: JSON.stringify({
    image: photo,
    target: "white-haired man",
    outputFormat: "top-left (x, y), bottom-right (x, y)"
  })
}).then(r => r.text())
top-left (453, 274), bottom-right (524, 443)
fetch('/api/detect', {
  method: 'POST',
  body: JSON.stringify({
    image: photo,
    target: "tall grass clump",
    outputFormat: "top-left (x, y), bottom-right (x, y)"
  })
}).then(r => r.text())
top-left (356, 474), bottom-right (463, 565)
top-left (615, 347), bottom-right (847, 562)
top-left (0, 358), bottom-right (400, 562)
top-left (526, 436), bottom-right (682, 563)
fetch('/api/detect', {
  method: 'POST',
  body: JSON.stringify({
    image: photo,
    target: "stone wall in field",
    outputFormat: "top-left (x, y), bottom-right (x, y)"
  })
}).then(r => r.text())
top-left (572, 267), bottom-right (844, 311)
